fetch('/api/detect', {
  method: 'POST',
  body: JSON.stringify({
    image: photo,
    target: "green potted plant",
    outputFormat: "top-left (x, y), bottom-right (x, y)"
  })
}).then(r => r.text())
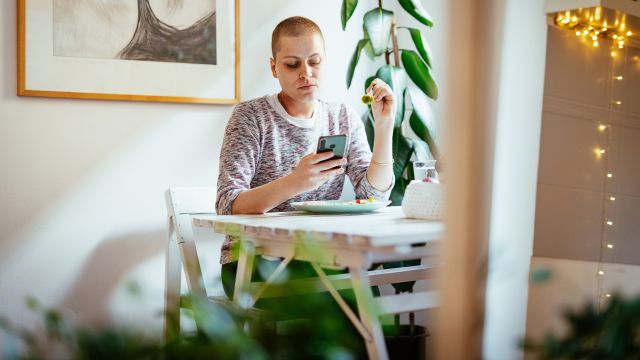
top-left (341, 1), bottom-right (439, 357)
top-left (342, 0), bottom-right (440, 206)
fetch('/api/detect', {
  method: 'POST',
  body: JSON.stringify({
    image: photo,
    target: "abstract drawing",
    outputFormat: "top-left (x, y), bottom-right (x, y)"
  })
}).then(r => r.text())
top-left (53, 0), bottom-right (217, 65)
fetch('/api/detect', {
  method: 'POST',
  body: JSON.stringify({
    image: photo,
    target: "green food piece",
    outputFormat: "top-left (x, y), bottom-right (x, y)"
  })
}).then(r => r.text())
top-left (362, 94), bottom-right (374, 104)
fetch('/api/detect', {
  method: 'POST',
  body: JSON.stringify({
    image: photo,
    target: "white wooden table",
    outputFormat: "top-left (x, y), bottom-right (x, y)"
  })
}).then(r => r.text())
top-left (193, 206), bottom-right (443, 360)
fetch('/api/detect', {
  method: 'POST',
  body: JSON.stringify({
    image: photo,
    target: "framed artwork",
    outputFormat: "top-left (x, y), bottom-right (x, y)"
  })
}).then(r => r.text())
top-left (18, 0), bottom-right (240, 104)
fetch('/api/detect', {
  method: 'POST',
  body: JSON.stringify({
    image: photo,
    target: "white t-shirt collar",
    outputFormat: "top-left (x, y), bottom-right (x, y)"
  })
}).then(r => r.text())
top-left (266, 93), bottom-right (320, 129)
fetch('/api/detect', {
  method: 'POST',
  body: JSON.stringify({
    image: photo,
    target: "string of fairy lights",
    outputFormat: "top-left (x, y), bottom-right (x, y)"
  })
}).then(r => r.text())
top-left (554, 6), bottom-right (637, 312)
top-left (554, 7), bottom-right (638, 58)
top-left (595, 46), bottom-right (619, 312)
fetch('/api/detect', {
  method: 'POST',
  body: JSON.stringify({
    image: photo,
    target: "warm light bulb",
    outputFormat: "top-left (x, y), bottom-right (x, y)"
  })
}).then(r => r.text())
top-left (576, 31), bottom-right (582, 36)
top-left (610, 196), bottom-right (616, 201)
top-left (598, 270), bottom-right (605, 275)
top-left (627, 31), bottom-right (632, 36)
top-left (599, 149), bottom-right (606, 154)
top-left (611, 51), bottom-right (617, 58)
top-left (606, 221), bottom-right (613, 226)
top-left (607, 244), bottom-right (614, 249)
top-left (572, 16), bottom-right (578, 22)
top-left (591, 35), bottom-right (598, 41)
top-left (614, 76), bottom-right (623, 80)
top-left (607, 173), bottom-right (613, 178)
top-left (605, 293), bottom-right (612, 298)
top-left (613, 34), bottom-right (619, 39)
top-left (599, 124), bottom-right (607, 131)
top-left (613, 101), bottom-right (622, 105)
top-left (583, 30), bottom-right (589, 36)
top-left (593, 41), bottom-right (599, 47)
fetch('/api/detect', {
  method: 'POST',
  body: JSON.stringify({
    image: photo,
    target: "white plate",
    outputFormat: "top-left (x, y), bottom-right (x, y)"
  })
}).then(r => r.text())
top-left (291, 200), bottom-right (392, 214)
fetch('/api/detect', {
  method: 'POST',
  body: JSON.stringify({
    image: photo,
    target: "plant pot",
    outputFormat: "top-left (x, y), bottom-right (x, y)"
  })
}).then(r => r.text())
top-left (383, 324), bottom-right (429, 360)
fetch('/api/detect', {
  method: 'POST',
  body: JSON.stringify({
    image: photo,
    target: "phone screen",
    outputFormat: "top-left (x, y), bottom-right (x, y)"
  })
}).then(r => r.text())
top-left (316, 135), bottom-right (347, 160)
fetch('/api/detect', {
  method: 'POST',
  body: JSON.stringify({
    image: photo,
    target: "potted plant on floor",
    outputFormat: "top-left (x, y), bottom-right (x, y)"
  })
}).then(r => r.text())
top-left (341, 0), bottom-right (439, 358)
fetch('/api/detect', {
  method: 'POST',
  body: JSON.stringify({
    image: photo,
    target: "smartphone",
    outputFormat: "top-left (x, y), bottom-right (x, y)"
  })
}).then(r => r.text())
top-left (316, 134), bottom-right (347, 161)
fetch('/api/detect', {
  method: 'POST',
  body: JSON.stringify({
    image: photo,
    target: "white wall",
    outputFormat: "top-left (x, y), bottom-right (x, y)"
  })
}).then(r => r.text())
top-left (525, 15), bottom-right (640, 356)
top-left (0, 0), bottom-right (449, 337)
top-left (483, 1), bottom-right (548, 359)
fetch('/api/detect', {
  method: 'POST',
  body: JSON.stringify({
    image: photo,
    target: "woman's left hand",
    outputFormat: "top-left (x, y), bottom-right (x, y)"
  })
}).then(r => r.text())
top-left (367, 78), bottom-right (396, 129)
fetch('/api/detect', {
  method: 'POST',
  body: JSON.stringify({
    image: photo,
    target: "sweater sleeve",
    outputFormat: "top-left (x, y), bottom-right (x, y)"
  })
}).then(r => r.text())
top-left (344, 106), bottom-right (394, 200)
top-left (216, 104), bottom-right (261, 215)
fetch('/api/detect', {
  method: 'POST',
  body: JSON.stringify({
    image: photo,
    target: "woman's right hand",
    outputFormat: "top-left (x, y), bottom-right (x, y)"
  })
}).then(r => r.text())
top-left (288, 152), bottom-right (347, 192)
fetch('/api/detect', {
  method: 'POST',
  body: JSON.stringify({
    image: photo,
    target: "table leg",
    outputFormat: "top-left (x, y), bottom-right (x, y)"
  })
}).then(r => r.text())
top-left (233, 240), bottom-right (256, 308)
top-left (350, 266), bottom-right (389, 360)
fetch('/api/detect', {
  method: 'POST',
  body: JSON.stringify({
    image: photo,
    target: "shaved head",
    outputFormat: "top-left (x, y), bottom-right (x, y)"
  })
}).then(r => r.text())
top-left (271, 16), bottom-right (325, 59)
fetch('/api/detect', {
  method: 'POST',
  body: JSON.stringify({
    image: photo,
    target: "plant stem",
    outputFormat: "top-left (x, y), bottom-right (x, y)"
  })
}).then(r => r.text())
top-left (378, 0), bottom-right (382, 9)
top-left (391, 17), bottom-right (400, 66)
top-left (385, 51), bottom-right (390, 65)
top-left (409, 311), bottom-right (415, 335)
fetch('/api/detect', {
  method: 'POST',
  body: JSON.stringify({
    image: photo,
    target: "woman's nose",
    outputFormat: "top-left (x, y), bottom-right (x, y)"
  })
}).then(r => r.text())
top-left (300, 64), bottom-right (312, 78)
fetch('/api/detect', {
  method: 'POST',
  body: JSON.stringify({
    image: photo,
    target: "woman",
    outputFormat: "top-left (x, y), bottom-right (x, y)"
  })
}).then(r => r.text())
top-left (216, 15), bottom-right (396, 356)
top-left (217, 14), bottom-right (395, 269)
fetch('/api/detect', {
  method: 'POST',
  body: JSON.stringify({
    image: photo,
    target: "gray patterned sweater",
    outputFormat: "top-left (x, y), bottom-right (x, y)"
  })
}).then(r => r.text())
top-left (216, 94), bottom-right (393, 264)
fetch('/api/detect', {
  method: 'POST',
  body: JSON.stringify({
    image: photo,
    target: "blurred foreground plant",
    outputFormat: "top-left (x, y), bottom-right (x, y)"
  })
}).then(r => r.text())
top-left (1, 285), bottom-right (362, 359)
top-left (523, 294), bottom-right (640, 359)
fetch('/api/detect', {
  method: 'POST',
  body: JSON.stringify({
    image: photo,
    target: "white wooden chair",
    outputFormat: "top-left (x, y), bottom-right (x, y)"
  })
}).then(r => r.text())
top-left (163, 187), bottom-right (222, 342)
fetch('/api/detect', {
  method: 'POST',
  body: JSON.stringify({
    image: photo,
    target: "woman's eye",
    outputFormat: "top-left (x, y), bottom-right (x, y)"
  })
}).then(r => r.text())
top-left (286, 63), bottom-right (298, 68)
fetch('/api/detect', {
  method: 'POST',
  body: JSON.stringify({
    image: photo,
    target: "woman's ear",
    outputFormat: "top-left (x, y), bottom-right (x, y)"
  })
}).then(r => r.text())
top-left (270, 58), bottom-right (277, 78)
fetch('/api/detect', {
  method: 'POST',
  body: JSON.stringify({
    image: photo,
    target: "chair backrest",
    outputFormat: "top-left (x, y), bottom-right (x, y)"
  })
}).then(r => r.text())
top-left (165, 187), bottom-right (217, 300)
top-left (165, 187), bottom-right (217, 218)
top-left (165, 187), bottom-right (217, 243)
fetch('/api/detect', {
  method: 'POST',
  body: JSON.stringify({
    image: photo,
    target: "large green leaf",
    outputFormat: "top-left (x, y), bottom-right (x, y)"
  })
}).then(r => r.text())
top-left (398, 0), bottom-right (434, 27)
top-left (401, 27), bottom-right (433, 68)
top-left (374, 65), bottom-right (407, 126)
top-left (361, 110), bottom-right (375, 152)
top-left (408, 87), bottom-right (440, 158)
top-left (401, 50), bottom-right (438, 100)
top-left (340, 0), bottom-right (359, 30)
top-left (363, 8), bottom-right (393, 56)
top-left (390, 177), bottom-right (408, 206)
top-left (364, 76), bottom-right (376, 93)
top-left (363, 28), bottom-right (376, 60)
top-left (392, 130), bottom-right (413, 184)
top-left (411, 138), bottom-right (431, 162)
top-left (346, 39), bottom-right (369, 88)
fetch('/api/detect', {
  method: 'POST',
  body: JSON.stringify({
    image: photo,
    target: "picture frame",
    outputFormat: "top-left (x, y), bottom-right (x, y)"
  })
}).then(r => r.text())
top-left (17, 0), bottom-right (240, 105)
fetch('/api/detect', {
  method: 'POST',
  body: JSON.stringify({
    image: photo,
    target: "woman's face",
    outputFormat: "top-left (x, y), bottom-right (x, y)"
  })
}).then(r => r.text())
top-left (270, 33), bottom-right (325, 103)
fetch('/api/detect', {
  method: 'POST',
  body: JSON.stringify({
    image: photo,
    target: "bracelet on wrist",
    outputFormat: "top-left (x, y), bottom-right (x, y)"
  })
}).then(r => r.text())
top-left (371, 159), bottom-right (394, 166)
